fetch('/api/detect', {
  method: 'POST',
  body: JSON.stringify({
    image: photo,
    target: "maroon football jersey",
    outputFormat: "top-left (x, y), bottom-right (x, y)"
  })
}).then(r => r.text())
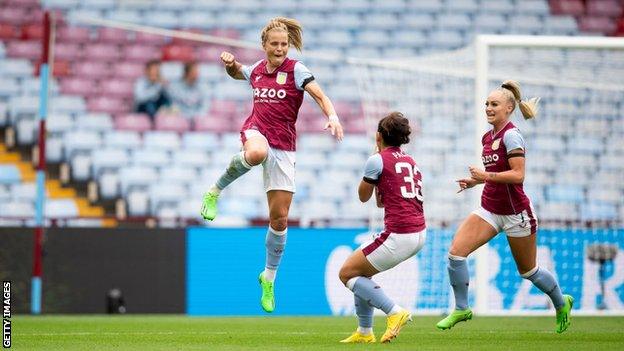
top-left (377, 146), bottom-right (426, 233)
top-left (480, 122), bottom-right (531, 215)
top-left (240, 58), bottom-right (305, 151)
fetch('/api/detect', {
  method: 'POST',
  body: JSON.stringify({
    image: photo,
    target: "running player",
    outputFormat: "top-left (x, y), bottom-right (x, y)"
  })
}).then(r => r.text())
top-left (200, 17), bottom-right (344, 313)
top-left (338, 112), bottom-right (426, 343)
top-left (436, 80), bottom-right (573, 333)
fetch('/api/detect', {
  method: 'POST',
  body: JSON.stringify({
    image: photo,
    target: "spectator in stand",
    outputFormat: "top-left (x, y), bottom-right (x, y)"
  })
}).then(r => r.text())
top-left (133, 59), bottom-right (171, 118)
top-left (169, 61), bottom-right (207, 118)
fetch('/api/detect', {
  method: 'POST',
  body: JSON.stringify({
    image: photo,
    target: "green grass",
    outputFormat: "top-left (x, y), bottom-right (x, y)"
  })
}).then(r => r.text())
top-left (12, 315), bottom-right (624, 350)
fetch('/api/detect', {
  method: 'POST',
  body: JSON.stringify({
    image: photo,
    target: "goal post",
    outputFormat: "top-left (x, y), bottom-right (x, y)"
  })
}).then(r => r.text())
top-left (349, 35), bottom-right (624, 315)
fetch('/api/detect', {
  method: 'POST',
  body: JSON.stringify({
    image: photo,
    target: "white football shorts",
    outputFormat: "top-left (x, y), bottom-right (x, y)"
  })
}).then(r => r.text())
top-left (472, 204), bottom-right (538, 238)
top-left (360, 229), bottom-right (427, 272)
top-left (243, 129), bottom-right (296, 193)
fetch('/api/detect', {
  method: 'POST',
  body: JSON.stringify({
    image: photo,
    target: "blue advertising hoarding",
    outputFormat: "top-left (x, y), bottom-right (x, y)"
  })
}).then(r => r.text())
top-left (187, 227), bottom-right (624, 315)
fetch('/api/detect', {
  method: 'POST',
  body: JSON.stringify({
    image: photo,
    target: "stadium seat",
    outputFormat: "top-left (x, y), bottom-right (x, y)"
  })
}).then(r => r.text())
top-left (172, 149), bottom-right (210, 169)
top-left (0, 58), bottom-right (32, 78)
top-left (364, 13), bottom-right (400, 30)
top-left (445, 0), bottom-right (478, 14)
top-left (99, 79), bottom-right (134, 99)
top-left (543, 16), bottom-right (579, 35)
top-left (56, 26), bottom-right (91, 43)
top-left (160, 165), bottom-right (197, 186)
top-left (577, 16), bottom-right (617, 34)
top-left (327, 13), bottom-right (362, 29)
top-left (104, 10), bottom-right (143, 25)
top-left (84, 43), bottom-right (122, 61)
top-left (0, 165), bottom-right (21, 185)
top-left (0, 8), bottom-right (29, 25)
top-left (409, 0), bottom-right (444, 14)
top-left (63, 130), bottom-right (102, 158)
top-left (6, 41), bottom-right (41, 60)
top-left (143, 131), bottom-right (181, 151)
top-left (509, 15), bottom-right (544, 34)
top-left (103, 130), bottom-right (142, 150)
top-left (60, 78), bottom-right (98, 96)
top-left (550, 0), bottom-right (585, 16)
top-left (88, 96), bottom-right (129, 116)
top-left (126, 189), bottom-right (149, 216)
top-left (545, 184), bottom-right (584, 203)
top-left (132, 149), bottom-right (171, 169)
top-left (539, 202), bottom-right (579, 221)
top-left (182, 132), bottom-right (219, 151)
top-left (0, 23), bottom-right (20, 40)
top-left (119, 166), bottom-right (158, 195)
top-left (580, 202), bottom-right (618, 221)
top-left (437, 13), bottom-right (472, 31)
top-left (97, 27), bottom-right (131, 43)
top-left (114, 113), bottom-right (152, 132)
top-left (115, 62), bottom-right (144, 80)
top-left (73, 61), bottom-right (110, 79)
top-left (154, 113), bottom-right (191, 132)
top-left (145, 11), bottom-right (180, 28)
top-left (0, 201), bottom-right (34, 218)
top-left (428, 30), bottom-right (465, 50)
top-left (149, 182), bottom-right (188, 213)
top-left (586, 0), bottom-right (622, 17)
top-left (46, 113), bottom-right (74, 134)
top-left (46, 199), bottom-right (79, 218)
top-left (473, 1), bottom-right (514, 16)
top-left (393, 30), bottom-right (427, 47)
top-left (91, 148), bottom-right (130, 176)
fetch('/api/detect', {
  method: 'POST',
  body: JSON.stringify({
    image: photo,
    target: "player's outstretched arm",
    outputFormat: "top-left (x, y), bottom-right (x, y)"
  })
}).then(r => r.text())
top-left (469, 151), bottom-right (525, 185)
top-left (304, 81), bottom-right (344, 141)
top-left (456, 177), bottom-right (482, 193)
top-left (220, 51), bottom-right (245, 80)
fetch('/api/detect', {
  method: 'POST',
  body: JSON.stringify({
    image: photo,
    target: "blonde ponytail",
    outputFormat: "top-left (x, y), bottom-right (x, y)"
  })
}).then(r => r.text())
top-left (261, 17), bottom-right (303, 52)
top-left (500, 80), bottom-right (540, 120)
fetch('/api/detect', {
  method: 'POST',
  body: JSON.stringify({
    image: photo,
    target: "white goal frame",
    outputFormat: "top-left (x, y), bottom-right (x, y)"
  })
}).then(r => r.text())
top-left (473, 35), bottom-right (624, 315)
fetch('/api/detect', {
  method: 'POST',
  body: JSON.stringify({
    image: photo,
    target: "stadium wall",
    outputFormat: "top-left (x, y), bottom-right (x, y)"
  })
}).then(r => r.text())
top-left (0, 228), bottom-right (186, 314)
top-left (2, 227), bottom-right (622, 314)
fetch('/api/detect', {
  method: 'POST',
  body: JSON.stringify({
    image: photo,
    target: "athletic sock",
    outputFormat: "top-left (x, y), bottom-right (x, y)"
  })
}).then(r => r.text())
top-left (214, 151), bottom-right (252, 191)
top-left (354, 295), bottom-right (374, 330)
top-left (347, 277), bottom-right (395, 315)
top-left (264, 226), bottom-right (287, 282)
top-left (448, 255), bottom-right (470, 310)
top-left (522, 267), bottom-right (565, 309)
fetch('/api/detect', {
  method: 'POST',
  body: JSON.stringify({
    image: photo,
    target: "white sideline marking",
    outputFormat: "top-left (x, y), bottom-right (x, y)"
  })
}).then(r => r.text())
top-left (20, 331), bottom-right (347, 337)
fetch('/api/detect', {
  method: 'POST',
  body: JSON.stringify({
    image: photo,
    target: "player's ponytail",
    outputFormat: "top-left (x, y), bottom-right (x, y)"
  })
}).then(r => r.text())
top-left (261, 17), bottom-right (303, 52)
top-left (500, 80), bottom-right (540, 120)
top-left (378, 111), bottom-right (411, 147)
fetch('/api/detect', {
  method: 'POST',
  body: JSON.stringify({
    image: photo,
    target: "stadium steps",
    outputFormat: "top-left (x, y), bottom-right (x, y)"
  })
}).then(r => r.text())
top-left (2, 140), bottom-right (113, 224)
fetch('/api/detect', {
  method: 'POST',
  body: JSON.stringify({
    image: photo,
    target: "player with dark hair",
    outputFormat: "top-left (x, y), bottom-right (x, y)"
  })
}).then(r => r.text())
top-left (338, 112), bottom-right (426, 343)
top-left (200, 17), bottom-right (343, 313)
top-left (436, 80), bottom-right (573, 333)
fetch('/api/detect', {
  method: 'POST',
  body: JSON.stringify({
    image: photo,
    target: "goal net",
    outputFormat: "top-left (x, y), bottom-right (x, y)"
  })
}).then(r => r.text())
top-left (349, 35), bottom-right (624, 315)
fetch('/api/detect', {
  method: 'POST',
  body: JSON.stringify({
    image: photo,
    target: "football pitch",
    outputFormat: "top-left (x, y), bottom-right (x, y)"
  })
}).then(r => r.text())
top-left (14, 315), bottom-right (624, 350)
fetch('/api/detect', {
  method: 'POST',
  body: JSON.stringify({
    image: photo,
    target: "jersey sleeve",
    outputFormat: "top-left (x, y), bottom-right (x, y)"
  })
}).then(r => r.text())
top-left (504, 128), bottom-right (526, 152)
top-left (294, 61), bottom-right (315, 91)
top-left (362, 153), bottom-right (383, 184)
top-left (241, 60), bottom-right (263, 82)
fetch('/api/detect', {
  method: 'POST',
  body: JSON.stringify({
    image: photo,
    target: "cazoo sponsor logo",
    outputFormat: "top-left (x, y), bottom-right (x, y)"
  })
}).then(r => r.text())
top-left (253, 88), bottom-right (287, 99)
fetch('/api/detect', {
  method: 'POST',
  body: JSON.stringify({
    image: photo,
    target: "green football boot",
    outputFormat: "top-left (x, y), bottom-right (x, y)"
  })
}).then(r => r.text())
top-left (556, 295), bottom-right (574, 334)
top-left (436, 309), bottom-right (473, 330)
top-left (200, 192), bottom-right (219, 221)
top-left (258, 272), bottom-right (275, 313)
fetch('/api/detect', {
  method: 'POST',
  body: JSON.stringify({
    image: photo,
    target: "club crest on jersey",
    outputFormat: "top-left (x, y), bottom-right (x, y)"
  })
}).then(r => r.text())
top-left (276, 72), bottom-right (287, 85)
top-left (492, 138), bottom-right (501, 150)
